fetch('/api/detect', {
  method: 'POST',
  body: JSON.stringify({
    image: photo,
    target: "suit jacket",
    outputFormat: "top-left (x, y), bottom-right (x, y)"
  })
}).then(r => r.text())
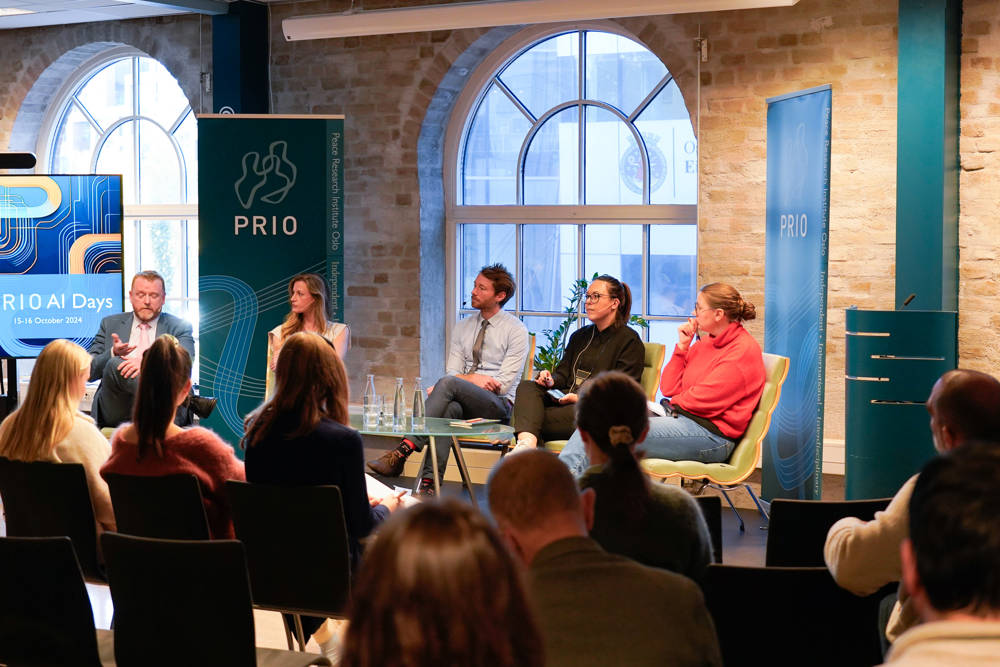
top-left (90, 311), bottom-right (195, 381)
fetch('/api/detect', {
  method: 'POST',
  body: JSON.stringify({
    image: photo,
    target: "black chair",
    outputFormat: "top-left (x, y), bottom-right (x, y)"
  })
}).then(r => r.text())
top-left (694, 495), bottom-right (723, 563)
top-left (226, 481), bottom-right (352, 651)
top-left (0, 536), bottom-right (114, 667)
top-left (104, 472), bottom-right (211, 540)
top-left (765, 497), bottom-right (893, 567)
top-left (0, 457), bottom-right (104, 582)
top-left (703, 563), bottom-right (885, 667)
top-left (100, 532), bottom-right (330, 667)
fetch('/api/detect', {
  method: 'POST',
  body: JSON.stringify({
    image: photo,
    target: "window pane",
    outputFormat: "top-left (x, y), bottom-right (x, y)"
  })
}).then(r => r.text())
top-left (138, 57), bottom-right (190, 131)
top-left (137, 219), bottom-right (184, 299)
top-left (96, 121), bottom-right (137, 204)
top-left (463, 85), bottom-right (529, 205)
top-left (51, 103), bottom-right (98, 173)
top-left (524, 107), bottom-right (578, 205)
top-left (522, 315), bottom-right (578, 367)
top-left (584, 106), bottom-right (641, 205)
top-left (521, 224), bottom-right (577, 312)
top-left (498, 32), bottom-right (578, 119)
top-left (77, 58), bottom-right (134, 132)
top-left (460, 224), bottom-right (516, 309)
top-left (137, 119), bottom-right (181, 204)
top-left (636, 80), bottom-right (698, 205)
top-left (585, 225), bottom-right (642, 315)
top-left (174, 110), bottom-right (198, 203)
top-left (585, 32), bottom-right (666, 115)
top-left (649, 224), bottom-right (697, 317)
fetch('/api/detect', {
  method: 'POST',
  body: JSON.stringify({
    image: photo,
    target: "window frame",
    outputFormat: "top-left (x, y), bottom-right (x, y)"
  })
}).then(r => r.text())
top-left (444, 23), bottom-right (697, 344)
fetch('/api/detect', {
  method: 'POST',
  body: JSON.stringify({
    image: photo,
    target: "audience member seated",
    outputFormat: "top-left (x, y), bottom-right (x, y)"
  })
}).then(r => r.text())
top-left (89, 270), bottom-right (196, 428)
top-left (0, 339), bottom-right (115, 533)
top-left (101, 335), bottom-right (245, 539)
top-left (488, 449), bottom-right (722, 667)
top-left (367, 263), bottom-right (528, 496)
top-left (880, 440), bottom-right (1000, 666)
top-left (572, 370), bottom-right (712, 582)
top-left (243, 331), bottom-right (404, 661)
top-left (266, 273), bottom-right (349, 398)
top-left (510, 274), bottom-right (644, 451)
top-left (340, 499), bottom-right (544, 667)
top-left (825, 369), bottom-right (1000, 643)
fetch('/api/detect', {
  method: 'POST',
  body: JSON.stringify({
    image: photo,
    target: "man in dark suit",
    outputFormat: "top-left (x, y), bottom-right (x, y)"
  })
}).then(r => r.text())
top-left (89, 270), bottom-right (195, 428)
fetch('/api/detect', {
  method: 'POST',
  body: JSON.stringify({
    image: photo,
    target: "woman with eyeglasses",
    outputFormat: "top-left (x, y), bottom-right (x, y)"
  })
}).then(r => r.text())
top-left (510, 274), bottom-right (644, 451)
top-left (101, 335), bottom-right (245, 539)
top-left (0, 339), bottom-right (115, 533)
top-left (559, 282), bottom-right (765, 475)
top-left (266, 273), bottom-right (349, 398)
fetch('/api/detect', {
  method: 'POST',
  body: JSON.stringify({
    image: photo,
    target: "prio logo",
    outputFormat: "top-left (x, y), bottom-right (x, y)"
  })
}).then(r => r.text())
top-left (234, 140), bottom-right (298, 210)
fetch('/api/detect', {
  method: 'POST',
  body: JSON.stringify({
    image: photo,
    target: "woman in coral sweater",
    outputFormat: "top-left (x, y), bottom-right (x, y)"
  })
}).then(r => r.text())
top-left (101, 334), bottom-right (244, 538)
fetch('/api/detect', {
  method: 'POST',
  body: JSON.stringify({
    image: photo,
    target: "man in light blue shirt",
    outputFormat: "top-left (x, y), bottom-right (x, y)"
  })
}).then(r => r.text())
top-left (367, 264), bottom-right (528, 493)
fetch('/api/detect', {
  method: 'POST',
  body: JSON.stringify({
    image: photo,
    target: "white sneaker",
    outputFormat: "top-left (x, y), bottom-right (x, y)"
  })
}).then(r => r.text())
top-left (510, 440), bottom-right (534, 455)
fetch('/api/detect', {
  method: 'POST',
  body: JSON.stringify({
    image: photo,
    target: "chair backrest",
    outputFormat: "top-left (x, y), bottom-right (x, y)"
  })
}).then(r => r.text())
top-left (765, 497), bottom-right (893, 567)
top-left (0, 536), bottom-right (104, 667)
top-left (693, 495), bottom-right (723, 564)
top-left (724, 353), bottom-right (790, 481)
top-left (0, 457), bottom-right (103, 582)
top-left (101, 531), bottom-right (257, 667)
top-left (522, 332), bottom-right (536, 381)
top-left (226, 481), bottom-right (352, 617)
top-left (703, 564), bottom-right (885, 667)
top-left (104, 472), bottom-right (211, 540)
top-left (640, 342), bottom-right (666, 401)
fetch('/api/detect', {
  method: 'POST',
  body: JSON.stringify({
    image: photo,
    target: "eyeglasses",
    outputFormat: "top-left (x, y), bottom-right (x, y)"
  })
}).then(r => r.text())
top-left (132, 292), bottom-right (162, 300)
top-left (693, 303), bottom-right (719, 315)
top-left (585, 292), bottom-right (612, 303)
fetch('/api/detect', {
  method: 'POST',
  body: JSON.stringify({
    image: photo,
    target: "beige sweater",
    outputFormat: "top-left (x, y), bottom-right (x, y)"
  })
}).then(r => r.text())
top-left (881, 620), bottom-right (1000, 666)
top-left (52, 412), bottom-right (115, 532)
top-left (824, 474), bottom-right (918, 641)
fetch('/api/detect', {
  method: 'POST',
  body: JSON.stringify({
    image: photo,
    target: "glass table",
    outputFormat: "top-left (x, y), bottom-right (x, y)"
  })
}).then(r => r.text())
top-left (349, 414), bottom-right (514, 505)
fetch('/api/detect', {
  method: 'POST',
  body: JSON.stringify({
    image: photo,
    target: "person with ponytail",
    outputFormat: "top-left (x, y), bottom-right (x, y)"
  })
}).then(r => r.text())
top-left (510, 274), bottom-right (644, 451)
top-left (101, 335), bottom-right (244, 539)
top-left (560, 282), bottom-right (765, 475)
top-left (0, 339), bottom-right (115, 533)
top-left (575, 371), bottom-right (712, 581)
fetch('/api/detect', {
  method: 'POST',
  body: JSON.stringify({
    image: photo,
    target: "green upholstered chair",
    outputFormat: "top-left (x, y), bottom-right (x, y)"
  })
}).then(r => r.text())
top-left (640, 352), bottom-right (790, 532)
top-left (544, 341), bottom-right (666, 454)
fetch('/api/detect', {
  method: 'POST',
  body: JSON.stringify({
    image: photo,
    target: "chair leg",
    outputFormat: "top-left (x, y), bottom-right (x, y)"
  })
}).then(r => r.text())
top-left (743, 483), bottom-right (770, 526)
top-left (294, 614), bottom-right (307, 651)
top-left (717, 487), bottom-right (746, 533)
top-left (450, 436), bottom-right (479, 508)
top-left (282, 617), bottom-right (296, 651)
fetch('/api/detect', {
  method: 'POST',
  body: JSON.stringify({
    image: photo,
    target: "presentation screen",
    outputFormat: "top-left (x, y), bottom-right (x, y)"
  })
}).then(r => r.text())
top-left (0, 175), bottom-right (123, 358)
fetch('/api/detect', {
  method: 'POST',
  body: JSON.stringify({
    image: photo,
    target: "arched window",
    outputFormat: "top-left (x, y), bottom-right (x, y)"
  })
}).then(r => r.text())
top-left (449, 29), bottom-right (698, 350)
top-left (39, 48), bottom-right (198, 330)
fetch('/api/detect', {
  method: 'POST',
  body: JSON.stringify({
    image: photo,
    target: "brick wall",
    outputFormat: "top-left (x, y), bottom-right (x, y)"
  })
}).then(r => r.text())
top-left (959, 0), bottom-right (1000, 374)
top-left (5, 0), bottom-right (991, 448)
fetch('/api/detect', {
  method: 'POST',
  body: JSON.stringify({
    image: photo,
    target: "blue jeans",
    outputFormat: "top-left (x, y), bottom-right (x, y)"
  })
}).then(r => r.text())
top-left (558, 414), bottom-right (735, 478)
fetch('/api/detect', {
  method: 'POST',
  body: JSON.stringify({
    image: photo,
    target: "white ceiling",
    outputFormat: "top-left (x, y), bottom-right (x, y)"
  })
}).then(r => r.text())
top-left (0, 0), bottom-right (227, 29)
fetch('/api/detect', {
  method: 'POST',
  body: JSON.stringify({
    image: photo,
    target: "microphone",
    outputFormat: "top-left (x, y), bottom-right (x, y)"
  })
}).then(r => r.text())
top-left (902, 293), bottom-right (916, 307)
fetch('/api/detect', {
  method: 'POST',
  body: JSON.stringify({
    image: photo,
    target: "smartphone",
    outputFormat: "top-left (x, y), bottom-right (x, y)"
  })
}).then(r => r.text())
top-left (547, 388), bottom-right (566, 400)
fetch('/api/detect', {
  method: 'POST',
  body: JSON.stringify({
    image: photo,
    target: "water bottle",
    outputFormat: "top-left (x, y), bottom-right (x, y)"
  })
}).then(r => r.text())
top-left (363, 374), bottom-right (377, 428)
top-left (392, 377), bottom-right (405, 430)
top-left (412, 377), bottom-right (426, 430)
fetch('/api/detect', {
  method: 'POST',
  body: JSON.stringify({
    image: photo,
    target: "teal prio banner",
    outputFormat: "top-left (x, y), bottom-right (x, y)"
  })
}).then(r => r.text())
top-left (762, 86), bottom-right (832, 501)
top-left (197, 114), bottom-right (345, 451)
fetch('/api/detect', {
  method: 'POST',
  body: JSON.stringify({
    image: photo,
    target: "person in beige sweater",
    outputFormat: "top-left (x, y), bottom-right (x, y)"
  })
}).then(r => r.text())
top-left (0, 339), bottom-right (114, 532)
top-left (825, 369), bottom-right (1000, 642)
top-left (880, 440), bottom-right (1000, 666)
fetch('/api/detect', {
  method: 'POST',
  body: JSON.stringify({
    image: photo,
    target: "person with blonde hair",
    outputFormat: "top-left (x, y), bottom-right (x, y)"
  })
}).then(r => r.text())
top-left (245, 332), bottom-right (404, 660)
top-left (340, 499), bottom-right (544, 667)
top-left (0, 339), bottom-right (115, 532)
top-left (266, 273), bottom-right (349, 397)
top-left (101, 335), bottom-right (244, 539)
